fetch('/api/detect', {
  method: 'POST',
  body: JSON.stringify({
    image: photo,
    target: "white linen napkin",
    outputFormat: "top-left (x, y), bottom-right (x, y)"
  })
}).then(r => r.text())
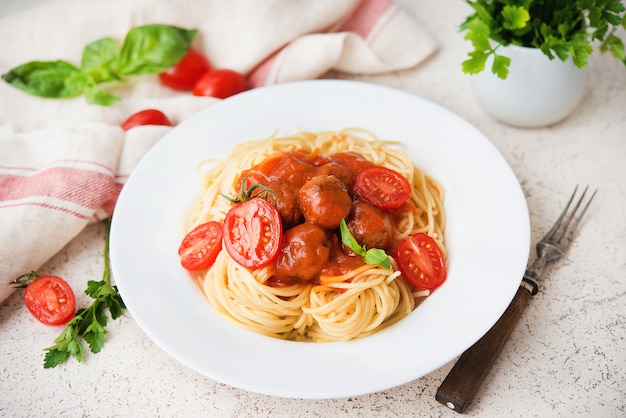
top-left (0, 0), bottom-right (437, 302)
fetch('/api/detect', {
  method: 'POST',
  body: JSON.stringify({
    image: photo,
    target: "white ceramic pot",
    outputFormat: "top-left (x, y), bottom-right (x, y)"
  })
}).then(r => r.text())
top-left (469, 44), bottom-right (587, 128)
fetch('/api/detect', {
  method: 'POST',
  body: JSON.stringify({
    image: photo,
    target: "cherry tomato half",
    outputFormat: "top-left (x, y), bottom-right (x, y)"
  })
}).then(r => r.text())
top-left (223, 197), bottom-right (283, 269)
top-left (354, 166), bottom-right (412, 210)
top-left (24, 275), bottom-right (76, 326)
top-left (179, 221), bottom-right (224, 271)
top-left (192, 69), bottom-right (248, 99)
top-left (159, 48), bottom-right (212, 91)
top-left (395, 233), bottom-right (447, 291)
top-left (121, 109), bottom-right (172, 131)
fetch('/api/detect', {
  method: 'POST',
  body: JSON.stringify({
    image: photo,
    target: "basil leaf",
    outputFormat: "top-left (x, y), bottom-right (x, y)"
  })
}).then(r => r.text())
top-left (1, 24), bottom-right (198, 105)
top-left (339, 219), bottom-right (365, 256)
top-left (339, 219), bottom-right (391, 269)
top-left (81, 37), bottom-right (120, 83)
top-left (117, 24), bottom-right (197, 76)
top-left (2, 60), bottom-right (87, 98)
top-left (363, 249), bottom-right (391, 269)
top-left (84, 84), bottom-right (121, 106)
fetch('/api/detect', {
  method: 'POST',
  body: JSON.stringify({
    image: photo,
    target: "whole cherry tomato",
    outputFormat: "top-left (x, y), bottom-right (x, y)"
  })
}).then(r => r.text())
top-left (395, 233), bottom-right (447, 291)
top-left (24, 275), bottom-right (76, 326)
top-left (192, 69), bottom-right (248, 99)
top-left (179, 221), bottom-right (223, 271)
top-left (121, 109), bottom-right (172, 131)
top-left (159, 48), bottom-right (212, 91)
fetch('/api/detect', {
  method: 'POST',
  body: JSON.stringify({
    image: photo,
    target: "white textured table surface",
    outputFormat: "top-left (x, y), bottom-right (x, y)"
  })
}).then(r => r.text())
top-left (2, 1), bottom-right (625, 417)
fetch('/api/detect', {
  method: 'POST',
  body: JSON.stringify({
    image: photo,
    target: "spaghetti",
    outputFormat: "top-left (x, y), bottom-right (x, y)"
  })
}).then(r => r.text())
top-left (183, 129), bottom-right (445, 341)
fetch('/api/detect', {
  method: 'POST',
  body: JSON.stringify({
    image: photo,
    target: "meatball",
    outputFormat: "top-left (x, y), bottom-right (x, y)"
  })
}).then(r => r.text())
top-left (265, 181), bottom-right (303, 228)
top-left (316, 152), bottom-right (373, 189)
top-left (313, 161), bottom-right (356, 190)
top-left (298, 175), bottom-right (352, 229)
top-left (275, 223), bottom-right (331, 282)
top-left (346, 201), bottom-right (394, 250)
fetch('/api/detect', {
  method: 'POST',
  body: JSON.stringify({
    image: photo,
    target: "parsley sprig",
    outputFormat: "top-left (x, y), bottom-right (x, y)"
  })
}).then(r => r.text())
top-left (221, 174), bottom-right (275, 204)
top-left (43, 219), bottom-right (125, 368)
top-left (339, 219), bottom-right (391, 269)
top-left (461, 0), bottom-right (626, 79)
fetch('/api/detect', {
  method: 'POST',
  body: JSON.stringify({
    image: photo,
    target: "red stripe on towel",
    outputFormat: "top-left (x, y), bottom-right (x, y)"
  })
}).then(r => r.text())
top-left (0, 200), bottom-right (92, 220)
top-left (337, 0), bottom-right (393, 39)
top-left (248, 48), bottom-right (282, 88)
top-left (0, 166), bottom-right (121, 214)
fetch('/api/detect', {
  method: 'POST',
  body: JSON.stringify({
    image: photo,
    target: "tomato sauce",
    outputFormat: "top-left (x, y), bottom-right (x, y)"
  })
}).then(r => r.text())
top-left (237, 149), bottom-right (408, 287)
top-left (320, 237), bottom-right (366, 277)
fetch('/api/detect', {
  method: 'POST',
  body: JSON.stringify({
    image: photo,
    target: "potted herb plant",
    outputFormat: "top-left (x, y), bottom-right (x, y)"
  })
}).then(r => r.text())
top-left (460, 0), bottom-right (626, 127)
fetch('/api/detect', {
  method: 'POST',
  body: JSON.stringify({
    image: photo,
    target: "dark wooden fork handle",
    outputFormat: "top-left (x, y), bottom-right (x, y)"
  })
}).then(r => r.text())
top-left (435, 284), bottom-right (533, 413)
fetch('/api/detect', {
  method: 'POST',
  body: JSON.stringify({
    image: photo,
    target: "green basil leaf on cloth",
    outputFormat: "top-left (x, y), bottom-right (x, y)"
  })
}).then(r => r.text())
top-left (81, 37), bottom-right (121, 84)
top-left (117, 25), bottom-right (198, 76)
top-left (2, 60), bottom-right (87, 98)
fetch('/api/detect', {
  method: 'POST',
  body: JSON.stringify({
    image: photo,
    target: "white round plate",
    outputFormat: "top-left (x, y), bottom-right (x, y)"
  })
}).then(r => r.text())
top-left (110, 80), bottom-right (529, 399)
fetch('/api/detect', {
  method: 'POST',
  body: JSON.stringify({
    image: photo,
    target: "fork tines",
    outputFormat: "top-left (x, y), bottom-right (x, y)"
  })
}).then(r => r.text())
top-left (550, 185), bottom-right (597, 245)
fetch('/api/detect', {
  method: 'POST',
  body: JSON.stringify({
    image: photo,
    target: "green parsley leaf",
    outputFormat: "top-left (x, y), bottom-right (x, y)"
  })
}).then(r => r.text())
top-left (459, 0), bottom-right (626, 78)
top-left (43, 348), bottom-right (70, 369)
top-left (601, 32), bottom-right (626, 62)
top-left (463, 17), bottom-right (492, 51)
top-left (569, 34), bottom-right (594, 68)
top-left (501, 5), bottom-right (530, 31)
top-left (43, 219), bottom-right (126, 368)
top-left (462, 50), bottom-right (490, 75)
top-left (467, 1), bottom-right (494, 27)
top-left (85, 279), bottom-right (106, 299)
top-left (603, 0), bottom-right (626, 25)
top-left (491, 53), bottom-right (511, 79)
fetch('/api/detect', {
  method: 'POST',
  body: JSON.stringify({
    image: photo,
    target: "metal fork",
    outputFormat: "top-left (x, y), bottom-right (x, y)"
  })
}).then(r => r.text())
top-left (435, 185), bottom-right (596, 414)
top-left (522, 185), bottom-right (597, 293)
